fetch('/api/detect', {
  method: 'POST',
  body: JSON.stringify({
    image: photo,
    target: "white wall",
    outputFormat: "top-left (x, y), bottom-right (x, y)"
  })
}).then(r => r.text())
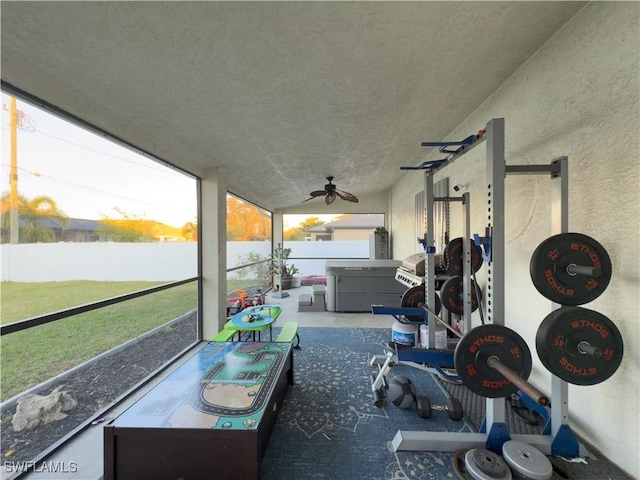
top-left (0, 240), bottom-right (369, 282)
top-left (0, 242), bottom-right (197, 282)
top-left (226, 240), bottom-right (369, 278)
top-left (391, 4), bottom-right (639, 477)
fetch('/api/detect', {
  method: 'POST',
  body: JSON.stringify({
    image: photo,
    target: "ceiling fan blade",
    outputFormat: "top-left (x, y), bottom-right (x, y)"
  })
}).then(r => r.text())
top-left (325, 191), bottom-right (337, 205)
top-left (336, 190), bottom-right (359, 203)
top-left (302, 190), bottom-right (327, 202)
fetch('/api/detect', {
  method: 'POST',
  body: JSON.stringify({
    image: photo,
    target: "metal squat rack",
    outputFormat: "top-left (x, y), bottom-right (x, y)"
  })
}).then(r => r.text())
top-left (391, 118), bottom-right (586, 458)
top-left (368, 184), bottom-right (470, 395)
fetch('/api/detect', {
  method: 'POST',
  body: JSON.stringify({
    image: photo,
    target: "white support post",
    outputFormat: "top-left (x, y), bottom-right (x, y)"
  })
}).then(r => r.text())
top-left (201, 168), bottom-right (229, 338)
top-left (424, 173), bottom-right (437, 348)
top-left (484, 118), bottom-right (507, 432)
top-left (549, 156), bottom-right (570, 438)
top-left (484, 117), bottom-right (506, 327)
top-left (462, 192), bottom-right (472, 334)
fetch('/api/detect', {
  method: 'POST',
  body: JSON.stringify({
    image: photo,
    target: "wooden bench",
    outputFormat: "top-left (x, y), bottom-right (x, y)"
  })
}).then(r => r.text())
top-left (275, 321), bottom-right (300, 349)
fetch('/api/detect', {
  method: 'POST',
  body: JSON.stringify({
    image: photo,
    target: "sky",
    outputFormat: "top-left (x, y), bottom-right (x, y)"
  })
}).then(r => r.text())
top-left (1, 93), bottom-right (341, 230)
top-left (1, 94), bottom-right (197, 228)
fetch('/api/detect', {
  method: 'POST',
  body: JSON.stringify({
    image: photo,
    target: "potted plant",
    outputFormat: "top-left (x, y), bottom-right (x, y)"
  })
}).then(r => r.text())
top-left (271, 245), bottom-right (299, 290)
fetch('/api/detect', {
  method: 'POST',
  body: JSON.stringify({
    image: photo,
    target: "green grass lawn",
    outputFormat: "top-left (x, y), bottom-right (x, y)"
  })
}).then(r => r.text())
top-left (0, 279), bottom-right (267, 401)
top-left (0, 281), bottom-right (198, 401)
top-left (0, 281), bottom-right (171, 325)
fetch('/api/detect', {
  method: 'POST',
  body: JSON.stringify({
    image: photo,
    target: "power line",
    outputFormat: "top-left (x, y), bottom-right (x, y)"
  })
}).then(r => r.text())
top-left (0, 162), bottom-right (194, 216)
top-left (0, 124), bottom-right (181, 176)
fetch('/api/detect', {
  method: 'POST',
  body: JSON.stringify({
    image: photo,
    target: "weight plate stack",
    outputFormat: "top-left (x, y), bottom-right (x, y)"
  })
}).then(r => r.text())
top-left (502, 440), bottom-right (552, 480)
top-left (464, 448), bottom-right (512, 480)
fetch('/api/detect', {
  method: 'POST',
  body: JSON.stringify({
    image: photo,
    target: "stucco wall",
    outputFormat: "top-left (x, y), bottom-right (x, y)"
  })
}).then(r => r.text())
top-left (390, 3), bottom-right (639, 477)
top-left (333, 229), bottom-right (370, 241)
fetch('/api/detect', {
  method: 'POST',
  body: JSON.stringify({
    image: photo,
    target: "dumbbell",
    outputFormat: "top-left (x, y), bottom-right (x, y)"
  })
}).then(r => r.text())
top-left (416, 395), bottom-right (463, 420)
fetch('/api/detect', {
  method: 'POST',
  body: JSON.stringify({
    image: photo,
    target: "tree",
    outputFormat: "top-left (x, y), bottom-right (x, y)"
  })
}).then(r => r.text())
top-left (234, 251), bottom-right (271, 285)
top-left (96, 207), bottom-right (156, 242)
top-left (226, 196), bottom-right (271, 241)
top-left (0, 192), bottom-right (69, 243)
top-left (284, 216), bottom-right (325, 240)
top-left (181, 220), bottom-right (198, 241)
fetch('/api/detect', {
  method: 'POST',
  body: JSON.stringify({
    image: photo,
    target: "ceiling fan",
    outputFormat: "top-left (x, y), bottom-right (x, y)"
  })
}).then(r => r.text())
top-left (303, 176), bottom-right (359, 205)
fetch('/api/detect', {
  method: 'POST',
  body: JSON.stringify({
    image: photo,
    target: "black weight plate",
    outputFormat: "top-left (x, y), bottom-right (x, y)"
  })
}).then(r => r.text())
top-left (529, 233), bottom-right (612, 306)
top-left (455, 324), bottom-right (532, 398)
top-left (444, 237), bottom-right (484, 276)
top-left (536, 307), bottom-right (623, 385)
top-left (401, 285), bottom-right (441, 320)
top-left (441, 276), bottom-right (482, 316)
top-left (471, 448), bottom-right (509, 477)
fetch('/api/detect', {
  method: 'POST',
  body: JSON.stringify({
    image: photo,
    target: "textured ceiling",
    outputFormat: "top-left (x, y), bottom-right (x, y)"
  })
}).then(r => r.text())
top-left (0, 1), bottom-right (585, 211)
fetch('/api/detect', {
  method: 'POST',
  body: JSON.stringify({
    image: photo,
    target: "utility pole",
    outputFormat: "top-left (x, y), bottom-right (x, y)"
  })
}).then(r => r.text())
top-left (8, 96), bottom-right (21, 244)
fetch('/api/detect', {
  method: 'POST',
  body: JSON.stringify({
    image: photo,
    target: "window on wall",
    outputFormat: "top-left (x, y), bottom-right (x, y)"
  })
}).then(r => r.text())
top-left (226, 194), bottom-right (272, 313)
top-left (0, 93), bottom-right (199, 467)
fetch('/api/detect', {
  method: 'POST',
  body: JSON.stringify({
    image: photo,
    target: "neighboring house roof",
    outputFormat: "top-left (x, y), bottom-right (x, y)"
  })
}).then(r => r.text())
top-left (308, 214), bottom-right (384, 232)
top-left (34, 217), bottom-right (184, 241)
top-left (38, 218), bottom-right (99, 230)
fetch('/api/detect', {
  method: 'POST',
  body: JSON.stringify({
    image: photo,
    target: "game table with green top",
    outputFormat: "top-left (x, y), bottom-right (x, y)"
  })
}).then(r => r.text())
top-left (225, 304), bottom-right (282, 341)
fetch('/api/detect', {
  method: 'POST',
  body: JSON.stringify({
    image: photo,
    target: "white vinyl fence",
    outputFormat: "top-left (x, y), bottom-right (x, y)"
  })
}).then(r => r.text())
top-left (1, 241), bottom-right (369, 282)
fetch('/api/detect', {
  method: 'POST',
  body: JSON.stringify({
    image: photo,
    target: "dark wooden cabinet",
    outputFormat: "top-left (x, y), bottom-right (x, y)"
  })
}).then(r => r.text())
top-left (104, 341), bottom-right (293, 480)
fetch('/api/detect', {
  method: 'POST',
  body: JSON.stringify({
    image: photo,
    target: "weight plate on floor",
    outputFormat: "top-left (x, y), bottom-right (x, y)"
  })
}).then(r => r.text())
top-left (444, 237), bottom-right (484, 276)
top-left (529, 233), bottom-right (612, 305)
top-left (401, 285), bottom-right (441, 320)
top-left (502, 440), bottom-right (551, 480)
top-left (465, 449), bottom-right (512, 480)
top-left (454, 324), bottom-right (532, 398)
top-left (441, 276), bottom-right (482, 315)
top-left (536, 307), bottom-right (623, 385)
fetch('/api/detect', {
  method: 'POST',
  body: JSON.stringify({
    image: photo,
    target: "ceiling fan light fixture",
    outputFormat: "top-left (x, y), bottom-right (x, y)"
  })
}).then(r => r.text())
top-left (303, 176), bottom-right (358, 204)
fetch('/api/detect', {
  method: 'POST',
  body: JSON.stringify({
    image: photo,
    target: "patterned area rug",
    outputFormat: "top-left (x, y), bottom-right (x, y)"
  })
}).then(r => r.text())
top-left (261, 327), bottom-right (473, 480)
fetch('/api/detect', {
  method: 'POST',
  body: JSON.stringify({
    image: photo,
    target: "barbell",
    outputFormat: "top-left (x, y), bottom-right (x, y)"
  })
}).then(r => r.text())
top-left (418, 302), bottom-right (549, 405)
